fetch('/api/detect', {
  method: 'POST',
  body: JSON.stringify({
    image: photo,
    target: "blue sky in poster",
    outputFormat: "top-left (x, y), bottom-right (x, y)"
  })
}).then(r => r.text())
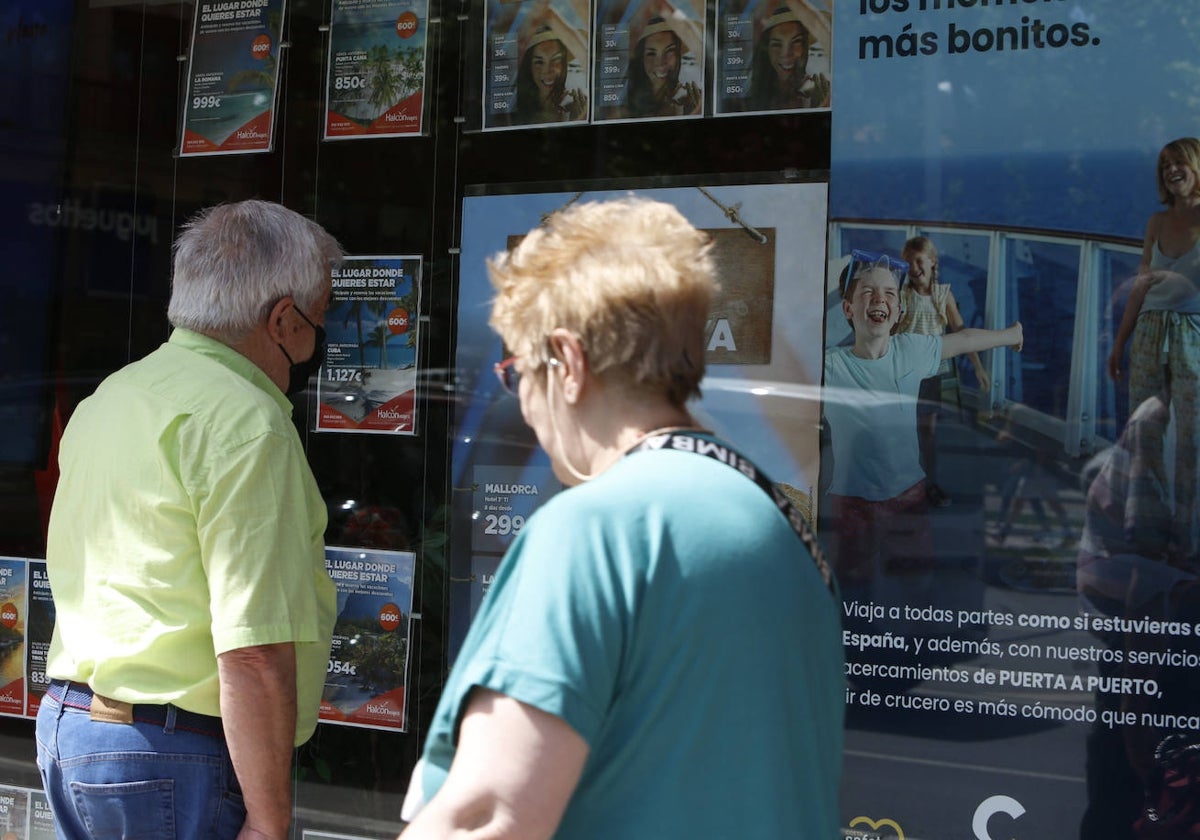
top-left (831, 0), bottom-right (1200, 240)
top-left (326, 257), bottom-right (419, 370)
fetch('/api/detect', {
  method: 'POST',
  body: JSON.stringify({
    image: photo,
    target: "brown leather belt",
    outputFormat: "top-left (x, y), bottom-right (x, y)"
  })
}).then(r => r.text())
top-left (47, 679), bottom-right (225, 739)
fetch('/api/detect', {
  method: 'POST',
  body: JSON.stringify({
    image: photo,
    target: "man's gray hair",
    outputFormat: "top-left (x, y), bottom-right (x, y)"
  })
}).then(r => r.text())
top-left (168, 200), bottom-right (343, 343)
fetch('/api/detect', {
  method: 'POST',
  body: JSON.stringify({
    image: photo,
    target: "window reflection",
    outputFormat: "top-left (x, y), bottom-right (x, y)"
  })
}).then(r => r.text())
top-left (1003, 238), bottom-right (1079, 419)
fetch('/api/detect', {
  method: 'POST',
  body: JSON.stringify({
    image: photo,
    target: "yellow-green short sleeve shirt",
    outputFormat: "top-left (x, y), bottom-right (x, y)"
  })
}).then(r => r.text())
top-left (45, 329), bottom-right (336, 744)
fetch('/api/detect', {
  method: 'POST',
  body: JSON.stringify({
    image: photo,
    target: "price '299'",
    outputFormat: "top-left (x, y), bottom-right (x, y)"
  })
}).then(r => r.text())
top-left (484, 514), bottom-right (525, 536)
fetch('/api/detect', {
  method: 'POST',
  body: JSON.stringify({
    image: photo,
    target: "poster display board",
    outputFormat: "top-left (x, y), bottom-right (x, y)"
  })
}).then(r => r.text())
top-left (827, 2), bottom-right (1200, 838)
top-left (179, 0), bottom-right (286, 156)
top-left (451, 181), bottom-right (828, 654)
top-left (319, 546), bottom-right (416, 732)
top-left (713, 0), bottom-right (831, 116)
top-left (592, 0), bottom-right (705, 122)
top-left (0, 558), bottom-right (43, 721)
top-left (324, 0), bottom-right (429, 139)
top-left (4, 549), bottom-right (418, 737)
top-left (483, 0), bottom-right (590, 130)
top-left (317, 255), bottom-right (421, 434)
top-left (24, 560), bottom-right (51, 717)
top-left (0, 784), bottom-right (71, 838)
top-left (0, 557), bottom-right (25, 717)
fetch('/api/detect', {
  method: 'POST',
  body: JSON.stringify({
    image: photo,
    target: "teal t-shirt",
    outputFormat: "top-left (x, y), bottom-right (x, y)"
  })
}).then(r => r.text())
top-left (823, 333), bottom-right (942, 500)
top-left (413, 439), bottom-right (844, 839)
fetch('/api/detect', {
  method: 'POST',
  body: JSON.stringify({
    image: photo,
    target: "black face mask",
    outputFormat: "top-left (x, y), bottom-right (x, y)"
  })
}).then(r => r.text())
top-left (279, 305), bottom-right (326, 397)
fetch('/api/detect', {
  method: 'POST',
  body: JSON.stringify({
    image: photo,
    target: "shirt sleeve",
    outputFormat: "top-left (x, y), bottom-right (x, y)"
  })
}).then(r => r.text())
top-left (194, 428), bottom-right (330, 654)
top-left (454, 500), bottom-right (630, 746)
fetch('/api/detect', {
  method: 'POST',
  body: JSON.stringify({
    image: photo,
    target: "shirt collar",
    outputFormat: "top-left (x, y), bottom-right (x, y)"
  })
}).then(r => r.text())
top-left (168, 328), bottom-right (293, 416)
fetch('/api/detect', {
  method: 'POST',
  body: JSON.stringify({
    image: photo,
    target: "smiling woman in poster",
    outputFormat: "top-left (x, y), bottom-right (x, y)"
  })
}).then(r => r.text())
top-left (1108, 136), bottom-right (1200, 559)
top-left (514, 23), bottom-right (588, 125)
top-left (398, 198), bottom-right (842, 839)
top-left (747, 1), bottom-right (831, 112)
top-left (623, 15), bottom-right (701, 118)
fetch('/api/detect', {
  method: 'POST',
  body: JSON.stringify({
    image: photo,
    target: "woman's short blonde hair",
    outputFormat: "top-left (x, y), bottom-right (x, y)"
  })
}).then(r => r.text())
top-left (488, 197), bottom-right (716, 407)
top-left (1157, 137), bottom-right (1200, 206)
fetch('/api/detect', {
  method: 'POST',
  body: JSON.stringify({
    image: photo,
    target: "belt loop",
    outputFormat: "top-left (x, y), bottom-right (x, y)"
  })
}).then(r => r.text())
top-left (48, 681), bottom-right (66, 720)
top-left (163, 704), bottom-right (177, 735)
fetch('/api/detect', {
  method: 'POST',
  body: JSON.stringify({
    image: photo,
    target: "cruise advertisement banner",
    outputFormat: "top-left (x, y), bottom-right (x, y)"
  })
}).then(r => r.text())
top-left (827, 2), bottom-right (1200, 838)
top-left (179, 0), bottom-right (286, 156)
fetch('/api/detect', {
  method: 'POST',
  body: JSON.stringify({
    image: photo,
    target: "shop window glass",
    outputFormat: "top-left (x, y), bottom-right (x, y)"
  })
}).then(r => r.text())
top-left (1002, 237), bottom-right (1080, 419)
top-left (1094, 246), bottom-right (1142, 441)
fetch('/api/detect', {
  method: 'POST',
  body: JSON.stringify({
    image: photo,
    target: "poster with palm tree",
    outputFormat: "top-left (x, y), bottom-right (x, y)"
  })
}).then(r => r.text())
top-left (318, 546), bottom-right (416, 732)
top-left (324, 0), bottom-right (429, 139)
top-left (317, 255), bottom-right (422, 433)
top-left (180, 0), bottom-right (286, 155)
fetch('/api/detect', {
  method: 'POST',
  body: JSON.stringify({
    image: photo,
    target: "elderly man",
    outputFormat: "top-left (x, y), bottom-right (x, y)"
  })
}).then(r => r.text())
top-left (36, 200), bottom-right (341, 840)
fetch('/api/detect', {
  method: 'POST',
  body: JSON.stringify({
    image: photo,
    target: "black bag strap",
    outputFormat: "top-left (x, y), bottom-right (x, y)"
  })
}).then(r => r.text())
top-left (628, 431), bottom-right (835, 595)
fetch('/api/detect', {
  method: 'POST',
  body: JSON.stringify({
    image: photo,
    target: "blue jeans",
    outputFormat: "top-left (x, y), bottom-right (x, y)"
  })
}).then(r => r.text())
top-left (35, 690), bottom-right (246, 840)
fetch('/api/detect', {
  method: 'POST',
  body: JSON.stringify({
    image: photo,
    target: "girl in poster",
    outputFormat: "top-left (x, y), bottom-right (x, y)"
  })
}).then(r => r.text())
top-left (594, 0), bottom-right (704, 122)
top-left (513, 23), bottom-right (589, 124)
top-left (1109, 137), bottom-right (1200, 559)
top-left (485, 0), bottom-right (589, 130)
top-left (897, 235), bottom-right (990, 509)
top-left (623, 15), bottom-right (701, 118)
top-left (716, 0), bottom-right (830, 116)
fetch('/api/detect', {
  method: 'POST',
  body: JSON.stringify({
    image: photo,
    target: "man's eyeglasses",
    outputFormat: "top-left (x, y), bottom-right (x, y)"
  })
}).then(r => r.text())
top-left (841, 249), bottom-right (909, 297)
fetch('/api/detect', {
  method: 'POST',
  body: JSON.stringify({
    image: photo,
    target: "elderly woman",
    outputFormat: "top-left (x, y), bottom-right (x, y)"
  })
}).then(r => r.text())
top-left (399, 198), bottom-right (843, 839)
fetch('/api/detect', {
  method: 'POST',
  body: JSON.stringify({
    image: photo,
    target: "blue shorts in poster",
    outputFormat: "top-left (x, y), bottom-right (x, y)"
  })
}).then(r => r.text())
top-left (324, 0), bottom-right (429, 139)
top-left (180, 0), bottom-right (286, 156)
top-left (317, 255), bottom-right (421, 434)
top-left (320, 546), bottom-right (416, 731)
top-left (592, 0), bottom-right (705, 122)
top-left (484, 0), bottom-right (590, 130)
top-left (713, 0), bottom-right (831, 116)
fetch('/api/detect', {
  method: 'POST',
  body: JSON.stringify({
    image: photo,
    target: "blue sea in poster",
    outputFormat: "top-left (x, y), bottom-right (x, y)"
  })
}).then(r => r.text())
top-left (831, 0), bottom-right (1200, 239)
top-left (834, 150), bottom-right (1158, 243)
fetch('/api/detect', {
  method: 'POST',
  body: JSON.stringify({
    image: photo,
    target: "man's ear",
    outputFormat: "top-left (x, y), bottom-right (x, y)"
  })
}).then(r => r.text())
top-left (265, 296), bottom-right (297, 344)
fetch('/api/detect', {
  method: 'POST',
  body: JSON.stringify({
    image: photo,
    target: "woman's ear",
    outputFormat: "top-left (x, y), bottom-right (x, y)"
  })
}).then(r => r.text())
top-left (547, 328), bottom-right (587, 404)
